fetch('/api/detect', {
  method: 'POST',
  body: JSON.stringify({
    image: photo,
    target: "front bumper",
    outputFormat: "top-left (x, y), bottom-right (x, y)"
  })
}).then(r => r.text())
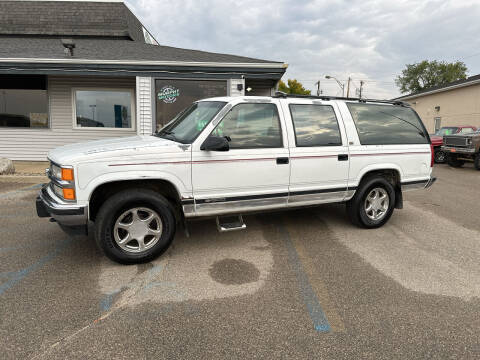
top-left (36, 184), bottom-right (87, 226)
top-left (441, 146), bottom-right (476, 154)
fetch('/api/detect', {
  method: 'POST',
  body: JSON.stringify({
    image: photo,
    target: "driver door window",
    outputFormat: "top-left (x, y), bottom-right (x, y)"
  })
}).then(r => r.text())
top-left (212, 103), bottom-right (282, 148)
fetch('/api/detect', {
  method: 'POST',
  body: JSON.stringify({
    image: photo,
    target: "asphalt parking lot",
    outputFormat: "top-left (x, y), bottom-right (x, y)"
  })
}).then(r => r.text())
top-left (1, 164), bottom-right (479, 359)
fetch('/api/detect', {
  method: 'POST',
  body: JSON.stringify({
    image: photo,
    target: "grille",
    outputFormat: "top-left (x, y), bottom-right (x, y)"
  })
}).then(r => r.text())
top-left (444, 137), bottom-right (467, 146)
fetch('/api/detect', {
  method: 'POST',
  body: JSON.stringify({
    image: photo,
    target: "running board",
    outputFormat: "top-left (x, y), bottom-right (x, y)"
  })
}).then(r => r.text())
top-left (216, 215), bottom-right (246, 232)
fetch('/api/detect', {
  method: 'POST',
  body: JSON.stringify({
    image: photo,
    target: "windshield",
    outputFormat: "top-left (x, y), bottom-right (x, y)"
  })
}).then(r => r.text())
top-left (155, 101), bottom-right (226, 144)
top-left (435, 127), bottom-right (458, 136)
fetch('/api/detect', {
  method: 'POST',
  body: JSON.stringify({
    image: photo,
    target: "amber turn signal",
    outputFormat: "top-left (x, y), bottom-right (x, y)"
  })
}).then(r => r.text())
top-left (61, 168), bottom-right (74, 181)
top-left (62, 188), bottom-right (76, 200)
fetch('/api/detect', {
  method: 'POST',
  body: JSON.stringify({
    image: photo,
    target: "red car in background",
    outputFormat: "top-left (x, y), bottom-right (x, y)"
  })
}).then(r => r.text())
top-left (431, 126), bottom-right (477, 163)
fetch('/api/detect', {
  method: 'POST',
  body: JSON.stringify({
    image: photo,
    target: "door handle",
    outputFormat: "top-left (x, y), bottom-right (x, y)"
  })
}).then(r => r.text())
top-left (338, 154), bottom-right (349, 161)
top-left (276, 157), bottom-right (289, 165)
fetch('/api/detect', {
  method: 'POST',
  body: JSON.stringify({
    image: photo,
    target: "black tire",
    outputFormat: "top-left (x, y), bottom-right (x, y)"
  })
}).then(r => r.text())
top-left (474, 153), bottom-right (480, 170)
top-left (447, 154), bottom-right (465, 168)
top-left (346, 176), bottom-right (396, 229)
top-left (95, 188), bottom-right (176, 264)
top-left (434, 149), bottom-right (446, 163)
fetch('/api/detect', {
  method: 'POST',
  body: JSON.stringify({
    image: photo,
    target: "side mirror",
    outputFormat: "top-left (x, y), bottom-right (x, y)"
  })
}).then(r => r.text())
top-left (200, 136), bottom-right (230, 151)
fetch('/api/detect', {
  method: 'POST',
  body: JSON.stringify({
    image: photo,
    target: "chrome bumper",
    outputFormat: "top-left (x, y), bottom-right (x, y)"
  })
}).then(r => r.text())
top-left (36, 185), bottom-right (87, 226)
top-left (441, 146), bottom-right (476, 154)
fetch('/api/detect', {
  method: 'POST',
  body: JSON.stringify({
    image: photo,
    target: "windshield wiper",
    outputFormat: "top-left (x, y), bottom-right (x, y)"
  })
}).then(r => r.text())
top-left (156, 129), bottom-right (179, 142)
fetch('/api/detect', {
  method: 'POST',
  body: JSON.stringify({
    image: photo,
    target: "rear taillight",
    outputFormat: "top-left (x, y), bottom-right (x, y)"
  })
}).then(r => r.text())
top-left (430, 144), bottom-right (434, 167)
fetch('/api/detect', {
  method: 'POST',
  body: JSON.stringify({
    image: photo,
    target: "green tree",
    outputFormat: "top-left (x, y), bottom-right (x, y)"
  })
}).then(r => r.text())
top-left (395, 60), bottom-right (467, 94)
top-left (278, 79), bottom-right (311, 95)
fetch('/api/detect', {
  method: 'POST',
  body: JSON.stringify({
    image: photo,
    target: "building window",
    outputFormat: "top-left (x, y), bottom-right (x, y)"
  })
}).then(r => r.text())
top-left (155, 79), bottom-right (227, 130)
top-left (74, 89), bottom-right (134, 129)
top-left (289, 104), bottom-right (342, 147)
top-left (0, 75), bottom-right (48, 128)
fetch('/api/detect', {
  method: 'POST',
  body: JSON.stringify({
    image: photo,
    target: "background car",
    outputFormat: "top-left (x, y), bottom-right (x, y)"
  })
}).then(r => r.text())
top-left (430, 125), bottom-right (477, 163)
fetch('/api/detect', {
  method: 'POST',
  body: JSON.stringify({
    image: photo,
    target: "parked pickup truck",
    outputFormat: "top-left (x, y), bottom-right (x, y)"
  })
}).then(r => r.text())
top-left (442, 129), bottom-right (480, 170)
top-left (430, 126), bottom-right (477, 163)
top-left (36, 94), bottom-right (436, 264)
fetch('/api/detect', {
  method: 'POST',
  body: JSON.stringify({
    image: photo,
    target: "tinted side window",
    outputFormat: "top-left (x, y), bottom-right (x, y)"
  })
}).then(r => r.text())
top-left (347, 103), bottom-right (429, 145)
top-left (212, 103), bottom-right (282, 149)
top-left (289, 104), bottom-right (342, 146)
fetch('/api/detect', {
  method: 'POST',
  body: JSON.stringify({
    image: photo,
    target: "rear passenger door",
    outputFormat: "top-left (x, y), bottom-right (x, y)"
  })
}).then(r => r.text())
top-left (281, 100), bottom-right (350, 206)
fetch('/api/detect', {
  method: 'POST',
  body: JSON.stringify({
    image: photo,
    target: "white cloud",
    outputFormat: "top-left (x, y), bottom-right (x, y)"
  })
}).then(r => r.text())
top-left (127, 0), bottom-right (480, 99)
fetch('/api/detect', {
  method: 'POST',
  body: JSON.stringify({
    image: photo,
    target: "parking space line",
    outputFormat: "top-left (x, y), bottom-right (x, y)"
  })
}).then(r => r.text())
top-left (278, 221), bottom-right (331, 332)
top-left (288, 230), bottom-right (346, 333)
top-left (0, 238), bottom-right (72, 296)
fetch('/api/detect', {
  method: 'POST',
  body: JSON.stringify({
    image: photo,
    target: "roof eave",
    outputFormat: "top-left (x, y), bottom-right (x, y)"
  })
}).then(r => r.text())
top-left (397, 78), bottom-right (480, 100)
top-left (0, 57), bottom-right (288, 69)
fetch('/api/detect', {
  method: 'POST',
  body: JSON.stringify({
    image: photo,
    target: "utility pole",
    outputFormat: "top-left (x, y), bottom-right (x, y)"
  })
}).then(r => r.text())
top-left (346, 77), bottom-right (351, 97)
top-left (359, 80), bottom-right (364, 99)
top-left (315, 80), bottom-right (322, 96)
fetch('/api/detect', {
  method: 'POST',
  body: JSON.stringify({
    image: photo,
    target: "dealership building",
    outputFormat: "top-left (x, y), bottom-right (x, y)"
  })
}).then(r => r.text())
top-left (0, 0), bottom-right (287, 160)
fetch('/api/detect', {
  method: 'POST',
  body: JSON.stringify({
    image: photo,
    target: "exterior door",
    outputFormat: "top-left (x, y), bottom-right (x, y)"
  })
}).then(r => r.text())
top-left (191, 100), bottom-right (290, 216)
top-left (281, 100), bottom-right (350, 206)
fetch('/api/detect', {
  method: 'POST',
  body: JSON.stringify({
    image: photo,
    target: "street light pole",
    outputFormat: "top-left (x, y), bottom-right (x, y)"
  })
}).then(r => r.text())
top-left (325, 75), bottom-right (345, 97)
top-left (315, 80), bottom-right (322, 96)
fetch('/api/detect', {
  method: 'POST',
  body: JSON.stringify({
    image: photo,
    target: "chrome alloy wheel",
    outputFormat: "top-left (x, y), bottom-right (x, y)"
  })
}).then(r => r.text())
top-left (113, 207), bottom-right (163, 253)
top-left (364, 188), bottom-right (389, 221)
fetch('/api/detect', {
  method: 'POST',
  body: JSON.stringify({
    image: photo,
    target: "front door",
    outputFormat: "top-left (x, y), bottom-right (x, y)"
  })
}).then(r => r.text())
top-left (280, 100), bottom-right (350, 206)
top-left (191, 100), bottom-right (290, 216)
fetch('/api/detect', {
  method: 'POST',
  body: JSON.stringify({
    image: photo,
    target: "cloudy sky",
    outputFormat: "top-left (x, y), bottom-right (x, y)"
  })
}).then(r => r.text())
top-left (127, 0), bottom-right (480, 99)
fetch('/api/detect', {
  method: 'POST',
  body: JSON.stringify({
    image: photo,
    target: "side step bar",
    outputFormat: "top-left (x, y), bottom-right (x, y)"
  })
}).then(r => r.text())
top-left (216, 215), bottom-right (246, 232)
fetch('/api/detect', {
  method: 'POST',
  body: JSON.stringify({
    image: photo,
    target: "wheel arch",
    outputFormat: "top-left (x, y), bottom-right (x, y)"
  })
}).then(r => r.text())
top-left (355, 166), bottom-right (403, 209)
top-left (88, 178), bottom-right (184, 222)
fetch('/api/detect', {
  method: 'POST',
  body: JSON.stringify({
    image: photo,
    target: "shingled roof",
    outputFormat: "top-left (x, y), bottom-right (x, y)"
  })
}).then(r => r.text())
top-left (0, 0), bottom-right (283, 67)
top-left (0, 0), bottom-right (145, 41)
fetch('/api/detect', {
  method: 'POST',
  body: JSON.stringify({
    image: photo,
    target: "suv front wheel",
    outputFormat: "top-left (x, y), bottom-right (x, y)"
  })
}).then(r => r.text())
top-left (347, 176), bottom-right (395, 228)
top-left (95, 189), bottom-right (176, 264)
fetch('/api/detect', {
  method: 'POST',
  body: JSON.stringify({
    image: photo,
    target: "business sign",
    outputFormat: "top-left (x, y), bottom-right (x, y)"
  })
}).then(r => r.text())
top-left (158, 85), bottom-right (180, 103)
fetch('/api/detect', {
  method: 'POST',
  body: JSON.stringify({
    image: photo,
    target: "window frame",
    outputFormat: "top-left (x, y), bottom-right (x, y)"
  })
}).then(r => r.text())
top-left (346, 102), bottom-right (430, 146)
top-left (72, 87), bottom-right (136, 131)
top-left (208, 102), bottom-right (284, 149)
top-left (288, 103), bottom-right (343, 147)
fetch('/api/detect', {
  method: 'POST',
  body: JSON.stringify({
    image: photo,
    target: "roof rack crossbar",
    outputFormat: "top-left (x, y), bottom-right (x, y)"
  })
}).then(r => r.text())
top-left (272, 92), bottom-right (409, 106)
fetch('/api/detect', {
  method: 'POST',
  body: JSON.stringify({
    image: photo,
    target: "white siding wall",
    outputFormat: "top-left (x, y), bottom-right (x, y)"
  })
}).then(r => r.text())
top-left (0, 75), bottom-right (136, 161)
top-left (227, 79), bottom-right (245, 96)
top-left (136, 76), bottom-right (153, 135)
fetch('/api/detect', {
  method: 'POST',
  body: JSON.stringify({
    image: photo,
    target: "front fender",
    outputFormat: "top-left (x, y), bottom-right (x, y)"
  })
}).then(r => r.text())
top-left (77, 170), bottom-right (191, 203)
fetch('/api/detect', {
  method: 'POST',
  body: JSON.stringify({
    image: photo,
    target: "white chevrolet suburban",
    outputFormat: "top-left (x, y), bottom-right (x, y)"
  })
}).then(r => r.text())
top-left (36, 94), bottom-right (436, 264)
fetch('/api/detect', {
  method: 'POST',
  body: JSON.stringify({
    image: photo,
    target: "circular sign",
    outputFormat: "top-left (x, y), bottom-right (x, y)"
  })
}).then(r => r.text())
top-left (158, 86), bottom-right (180, 103)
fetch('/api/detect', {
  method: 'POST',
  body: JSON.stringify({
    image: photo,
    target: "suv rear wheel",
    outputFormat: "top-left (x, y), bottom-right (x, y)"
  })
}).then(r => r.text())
top-left (95, 189), bottom-right (176, 264)
top-left (346, 176), bottom-right (395, 228)
top-left (447, 154), bottom-right (465, 168)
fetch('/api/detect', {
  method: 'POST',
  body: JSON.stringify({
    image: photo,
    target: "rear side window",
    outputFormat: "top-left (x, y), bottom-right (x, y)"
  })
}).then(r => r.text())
top-left (212, 103), bottom-right (282, 149)
top-left (289, 104), bottom-right (342, 147)
top-left (347, 103), bottom-right (429, 145)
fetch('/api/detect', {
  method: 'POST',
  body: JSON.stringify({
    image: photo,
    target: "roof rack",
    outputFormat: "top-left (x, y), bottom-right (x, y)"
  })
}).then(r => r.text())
top-left (272, 91), bottom-right (409, 106)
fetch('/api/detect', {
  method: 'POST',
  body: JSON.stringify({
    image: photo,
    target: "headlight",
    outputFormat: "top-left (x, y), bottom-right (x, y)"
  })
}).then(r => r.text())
top-left (51, 163), bottom-right (62, 179)
top-left (50, 163), bottom-right (74, 181)
top-left (467, 138), bottom-right (473, 145)
top-left (49, 162), bottom-right (76, 201)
